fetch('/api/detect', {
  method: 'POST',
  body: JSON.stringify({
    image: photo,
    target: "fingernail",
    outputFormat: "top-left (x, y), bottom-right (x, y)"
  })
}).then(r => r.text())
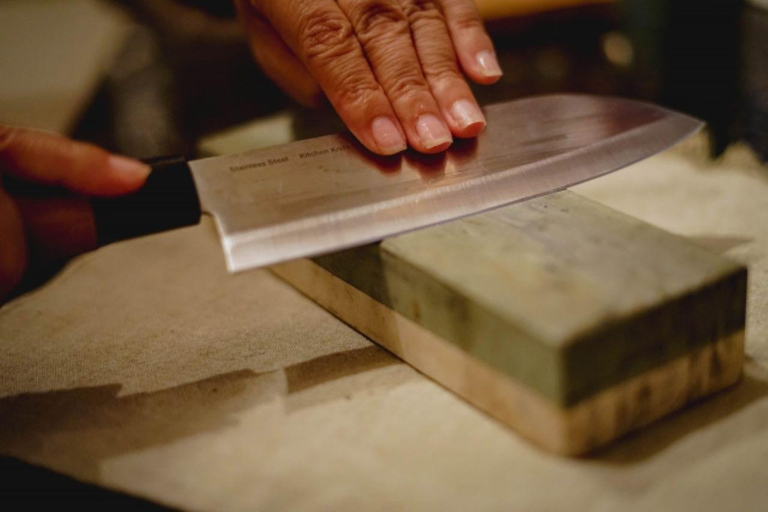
top-left (450, 99), bottom-right (486, 130)
top-left (416, 114), bottom-right (452, 150)
top-left (477, 50), bottom-right (503, 78)
top-left (371, 117), bottom-right (407, 155)
top-left (108, 155), bottom-right (151, 182)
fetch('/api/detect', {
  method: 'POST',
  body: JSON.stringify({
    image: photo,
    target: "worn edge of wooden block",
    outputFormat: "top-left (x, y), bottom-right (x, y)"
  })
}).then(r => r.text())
top-left (272, 259), bottom-right (744, 455)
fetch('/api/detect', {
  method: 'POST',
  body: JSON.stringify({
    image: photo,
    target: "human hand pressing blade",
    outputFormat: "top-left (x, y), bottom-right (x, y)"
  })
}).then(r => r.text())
top-left (0, 95), bottom-right (703, 302)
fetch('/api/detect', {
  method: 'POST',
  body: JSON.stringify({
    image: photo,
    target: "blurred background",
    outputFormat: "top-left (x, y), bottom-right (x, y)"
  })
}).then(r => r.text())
top-left (1, 0), bottom-right (766, 162)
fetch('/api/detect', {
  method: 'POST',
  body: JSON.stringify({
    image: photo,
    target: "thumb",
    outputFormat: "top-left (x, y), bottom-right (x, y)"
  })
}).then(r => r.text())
top-left (0, 126), bottom-right (151, 197)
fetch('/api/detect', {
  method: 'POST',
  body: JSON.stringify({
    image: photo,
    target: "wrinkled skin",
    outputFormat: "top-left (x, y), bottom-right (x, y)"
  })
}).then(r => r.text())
top-left (0, 0), bottom-right (501, 301)
top-left (235, 0), bottom-right (502, 155)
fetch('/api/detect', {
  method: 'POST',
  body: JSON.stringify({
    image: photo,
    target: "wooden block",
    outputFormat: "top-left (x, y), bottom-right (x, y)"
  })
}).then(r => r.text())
top-left (272, 191), bottom-right (747, 455)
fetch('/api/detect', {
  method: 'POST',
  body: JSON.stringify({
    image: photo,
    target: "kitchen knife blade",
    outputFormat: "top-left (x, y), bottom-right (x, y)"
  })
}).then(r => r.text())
top-left (93, 95), bottom-right (704, 272)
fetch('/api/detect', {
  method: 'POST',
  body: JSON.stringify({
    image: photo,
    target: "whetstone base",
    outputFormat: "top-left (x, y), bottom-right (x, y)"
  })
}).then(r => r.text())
top-left (272, 191), bottom-right (747, 455)
top-left (273, 260), bottom-right (743, 455)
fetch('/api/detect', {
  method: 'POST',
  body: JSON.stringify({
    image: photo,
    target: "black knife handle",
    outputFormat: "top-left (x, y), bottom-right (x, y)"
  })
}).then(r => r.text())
top-left (92, 155), bottom-right (201, 246)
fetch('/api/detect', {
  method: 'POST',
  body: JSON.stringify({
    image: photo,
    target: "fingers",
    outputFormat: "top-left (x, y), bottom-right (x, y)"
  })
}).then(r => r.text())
top-left (0, 126), bottom-right (150, 197)
top-left (258, 0), bottom-right (408, 155)
top-left (13, 195), bottom-right (97, 262)
top-left (248, 0), bottom-right (499, 155)
top-left (338, 0), bottom-right (452, 153)
top-left (439, 0), bottom-right (502, 84)
top-left (1, 186), bottom-right (97, 303)
top-left (235, 0), bottom-right (324, 107)
top-left (401, 0), bottom-right (486, 138)
top-left (0, 189), bottom-right (27, 302)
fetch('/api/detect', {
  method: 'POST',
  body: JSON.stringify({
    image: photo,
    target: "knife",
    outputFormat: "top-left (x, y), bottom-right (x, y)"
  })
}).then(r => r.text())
top-left (91, 94), bottom-right (703, 273)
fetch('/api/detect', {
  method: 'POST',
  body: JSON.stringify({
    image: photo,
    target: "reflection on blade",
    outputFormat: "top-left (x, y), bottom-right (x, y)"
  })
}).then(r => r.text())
top-left (189, 95), bottom-right (704, 272)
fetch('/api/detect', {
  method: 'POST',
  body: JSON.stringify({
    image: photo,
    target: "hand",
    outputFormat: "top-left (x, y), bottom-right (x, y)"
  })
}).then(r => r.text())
top-left (235, 0), bottom-right (502, 155)
top-left (0, 126), bottom-right (151, 302)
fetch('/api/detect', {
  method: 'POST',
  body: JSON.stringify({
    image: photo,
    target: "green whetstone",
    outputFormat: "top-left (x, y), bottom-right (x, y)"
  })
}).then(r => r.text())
top-left (272, 190), bottom-right (747, 455)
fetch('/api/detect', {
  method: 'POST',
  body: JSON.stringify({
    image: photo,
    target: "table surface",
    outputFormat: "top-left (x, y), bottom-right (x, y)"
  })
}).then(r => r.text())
top-left (1, 1), bottom-right (768, 510)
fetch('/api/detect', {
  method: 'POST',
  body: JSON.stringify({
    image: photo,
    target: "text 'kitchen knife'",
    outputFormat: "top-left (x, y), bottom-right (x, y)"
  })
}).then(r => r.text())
top-left (92, 95), bottom-right (703, 272)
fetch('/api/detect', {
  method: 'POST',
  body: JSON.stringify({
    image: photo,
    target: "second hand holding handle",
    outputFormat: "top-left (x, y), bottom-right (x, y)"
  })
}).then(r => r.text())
top-left (92, 156), bottom-right (202, 247)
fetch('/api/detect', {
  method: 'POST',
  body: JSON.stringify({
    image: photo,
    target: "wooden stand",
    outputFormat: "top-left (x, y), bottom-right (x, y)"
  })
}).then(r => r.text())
top-left (272, 191), bottom-right (747, 455)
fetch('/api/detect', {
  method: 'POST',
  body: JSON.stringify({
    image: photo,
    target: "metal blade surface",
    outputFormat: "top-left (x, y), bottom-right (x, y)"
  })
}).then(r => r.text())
top-left (189, 95), bottom-right (703, 272)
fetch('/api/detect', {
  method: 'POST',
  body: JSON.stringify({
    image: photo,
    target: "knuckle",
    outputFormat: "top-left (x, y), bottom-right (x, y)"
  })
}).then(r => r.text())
top-left (335, 76), bottom-right (381, 108)
top-left (387, 71), bottom-right (429, 99)
top-left (352, 1), bottom-right (408, 40)
top-left (451, 11), bottom-right (484, 32)
top-left (299, 8), bottom-right (356, 62)
top-left (405, 0), bottom-right (439, 13)
top-left (425, 60), bottom-right (461, 82)
top-left (402, 0), bottom-right (442, 22)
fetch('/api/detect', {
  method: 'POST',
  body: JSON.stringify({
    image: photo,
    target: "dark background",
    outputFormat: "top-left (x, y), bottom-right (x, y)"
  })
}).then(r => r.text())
top-left (73, 0), bottom-right (767, 162)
